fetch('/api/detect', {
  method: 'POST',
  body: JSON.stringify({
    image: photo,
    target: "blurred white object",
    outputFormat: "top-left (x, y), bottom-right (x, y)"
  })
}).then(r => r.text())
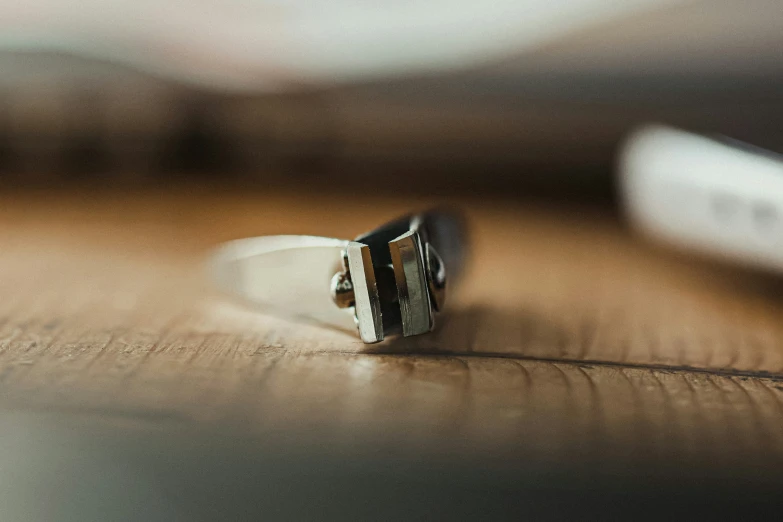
top-left (621, 125), bottom-right (783, 272)
top-left (1, 0), bottom-right (673, 89)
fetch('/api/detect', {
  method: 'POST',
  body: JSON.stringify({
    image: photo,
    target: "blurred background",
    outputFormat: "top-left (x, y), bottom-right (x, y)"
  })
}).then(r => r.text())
top-left (3, 0), bottom-right (783, 199)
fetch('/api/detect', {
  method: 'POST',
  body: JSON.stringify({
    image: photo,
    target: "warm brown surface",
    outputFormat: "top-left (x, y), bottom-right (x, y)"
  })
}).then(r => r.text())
top-left (0, 188), bottom-right (782, 467)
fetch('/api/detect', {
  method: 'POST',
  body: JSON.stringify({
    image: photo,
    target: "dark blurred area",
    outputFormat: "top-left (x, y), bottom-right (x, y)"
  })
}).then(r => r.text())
top-left (3, 411), bottom-right (782, 522)
top-left (2, 0), bottom-right (783, 201)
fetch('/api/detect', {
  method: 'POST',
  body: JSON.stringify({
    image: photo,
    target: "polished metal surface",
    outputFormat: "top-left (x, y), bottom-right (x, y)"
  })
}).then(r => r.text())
top-left (210, 209), bottom-right (465, 343)
top-left (389, 231), bottom-right (432, 337)
top-left (342, 209), bottom-right (464, 342)
top-left (346, 242), bottom-right (384, 343)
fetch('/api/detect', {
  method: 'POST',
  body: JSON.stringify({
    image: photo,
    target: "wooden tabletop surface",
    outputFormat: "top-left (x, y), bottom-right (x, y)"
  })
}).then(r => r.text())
top-left (1, 187), bottom-right (782, 519)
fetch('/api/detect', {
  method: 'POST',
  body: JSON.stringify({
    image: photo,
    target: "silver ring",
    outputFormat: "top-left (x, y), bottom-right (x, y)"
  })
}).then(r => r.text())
top-left (209, 209), bottom-right (466, 343)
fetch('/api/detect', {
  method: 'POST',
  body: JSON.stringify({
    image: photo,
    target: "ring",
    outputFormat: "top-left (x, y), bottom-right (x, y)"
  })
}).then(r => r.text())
top-left (209, 209), bottom-right (466, 343)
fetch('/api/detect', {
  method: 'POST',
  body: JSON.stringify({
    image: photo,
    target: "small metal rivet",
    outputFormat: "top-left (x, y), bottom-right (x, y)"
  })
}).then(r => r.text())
top-left (330, 271), bottom-right (355, 309)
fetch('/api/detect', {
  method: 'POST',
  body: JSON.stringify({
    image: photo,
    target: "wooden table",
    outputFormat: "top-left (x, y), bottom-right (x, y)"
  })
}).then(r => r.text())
top-left (1, 188), bottom-right (782, 520)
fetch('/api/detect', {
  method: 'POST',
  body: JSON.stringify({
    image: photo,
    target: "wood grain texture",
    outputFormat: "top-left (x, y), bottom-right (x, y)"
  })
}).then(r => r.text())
top-left (0, 188), bottom-right (782, 468)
